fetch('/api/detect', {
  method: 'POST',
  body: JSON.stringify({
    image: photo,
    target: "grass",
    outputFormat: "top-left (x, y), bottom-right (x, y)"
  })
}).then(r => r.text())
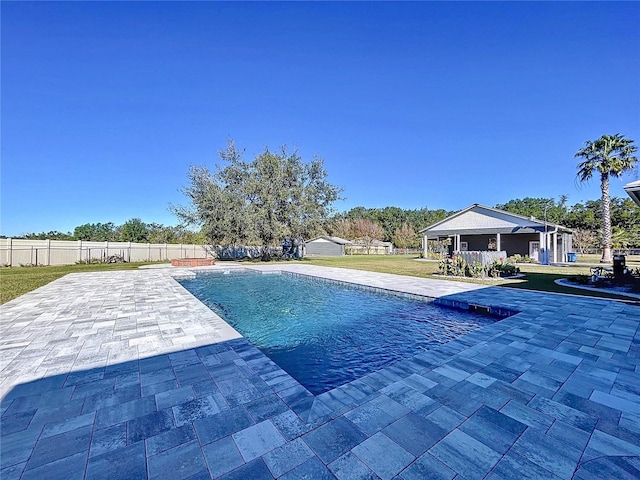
top-left (303, 254), bottom-right (640, 301)
top-left (2, 254), bottom-right (639, 305)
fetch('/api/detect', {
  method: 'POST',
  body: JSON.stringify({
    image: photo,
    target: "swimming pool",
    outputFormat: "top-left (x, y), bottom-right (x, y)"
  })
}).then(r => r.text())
top-left (179, 270), bottom-right (497, 394)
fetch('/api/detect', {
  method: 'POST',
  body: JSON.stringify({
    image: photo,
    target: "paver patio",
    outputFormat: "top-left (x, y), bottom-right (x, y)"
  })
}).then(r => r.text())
top-left (1, 264), bottom-right (639, 479)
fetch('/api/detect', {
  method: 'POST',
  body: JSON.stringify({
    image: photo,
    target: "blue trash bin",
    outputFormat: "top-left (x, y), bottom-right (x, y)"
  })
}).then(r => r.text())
top-left (567, 252), bottom-right (577, 262)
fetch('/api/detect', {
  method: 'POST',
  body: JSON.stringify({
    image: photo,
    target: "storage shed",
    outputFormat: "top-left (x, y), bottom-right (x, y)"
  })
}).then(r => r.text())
top-left (305, 236), bottom-right (352, 256)
top-left (421, 204), bottom-right (573, 264)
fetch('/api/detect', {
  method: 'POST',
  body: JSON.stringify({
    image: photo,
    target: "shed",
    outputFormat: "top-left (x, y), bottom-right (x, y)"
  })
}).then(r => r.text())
top-left (421, 204), bottom-right (573, 264)
top-left (305, 236), bottom-right (352, 256)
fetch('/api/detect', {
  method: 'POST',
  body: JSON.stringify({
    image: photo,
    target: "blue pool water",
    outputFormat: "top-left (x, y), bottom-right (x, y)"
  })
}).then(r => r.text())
top-left (179, 270), bottom-right (495, 395)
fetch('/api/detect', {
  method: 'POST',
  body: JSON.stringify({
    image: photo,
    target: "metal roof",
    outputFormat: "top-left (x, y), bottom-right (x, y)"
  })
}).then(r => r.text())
top-left (624, 180), bottom-right (640, 206)
top-left (306, 236), bottom-right (353, 245)
top-left (420, 204), bottom-right (572, 236)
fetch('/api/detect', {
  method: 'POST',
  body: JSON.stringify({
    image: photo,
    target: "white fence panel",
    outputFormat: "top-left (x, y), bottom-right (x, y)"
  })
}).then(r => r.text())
top-left (455, 250), bottom-right (507, 267)
top-left (0, 238), bottom-right (212, 267)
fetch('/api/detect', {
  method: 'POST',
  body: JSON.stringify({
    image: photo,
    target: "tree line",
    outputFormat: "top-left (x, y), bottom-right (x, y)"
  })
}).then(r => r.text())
top-left (8, 135), bottom-right (639, 257)
top-left (330, 196), bottom-right (640, 250)
top-left (10, 196), bottom-right (638, 251)
top-left (8, 219), bottom-right (204, 244)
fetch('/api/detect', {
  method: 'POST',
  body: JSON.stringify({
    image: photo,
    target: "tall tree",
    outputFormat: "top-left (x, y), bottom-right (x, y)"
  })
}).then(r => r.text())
top-left (351, 218), bottom-right (385, 253)
top-left (392, 223), bottom-right (418, 249)
top-left (174, 139), bottom-right (342, 259)
top-left (120, 218), bottom-right (149, 243)
top-left (73, 222), bottom-right (118, 241)
top-left (331, 218), bottom-right (355, 240)
top-left (575, 134), bottom-right (638, 262)
top-left (496, 197), bottom-right (568, 225)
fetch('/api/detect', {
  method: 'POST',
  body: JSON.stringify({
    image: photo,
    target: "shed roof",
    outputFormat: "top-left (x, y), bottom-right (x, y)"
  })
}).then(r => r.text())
top-left (421, 204), bottom-right (572, 236)
top-left (307, 236), bottom-right (353, 245)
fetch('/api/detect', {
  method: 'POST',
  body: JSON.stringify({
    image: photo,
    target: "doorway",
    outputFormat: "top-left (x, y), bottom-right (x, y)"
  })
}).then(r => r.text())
top-left (529, 241), bottom-right (540, 262)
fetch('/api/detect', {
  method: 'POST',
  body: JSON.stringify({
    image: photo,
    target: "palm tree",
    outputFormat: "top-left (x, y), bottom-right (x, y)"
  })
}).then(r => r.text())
top-left (575, 134), bottom-right (638, 263)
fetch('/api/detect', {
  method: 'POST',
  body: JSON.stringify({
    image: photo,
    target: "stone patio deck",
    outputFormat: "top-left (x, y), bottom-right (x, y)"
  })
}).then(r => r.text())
top-left (1, 264), bottom-right (639, 479)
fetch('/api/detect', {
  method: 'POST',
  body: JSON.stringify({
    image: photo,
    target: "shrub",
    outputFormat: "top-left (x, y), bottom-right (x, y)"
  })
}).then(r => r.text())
top-left (439, 257), bottom-right (519, 279)
top-left (486, 259), bottom-right (519, 278)
top-left (466, 261), bottom-right (484, 278)
top-left (508, 254), bottom-right (537, 264)
top-left (439, 255), bottom-right (467, 276)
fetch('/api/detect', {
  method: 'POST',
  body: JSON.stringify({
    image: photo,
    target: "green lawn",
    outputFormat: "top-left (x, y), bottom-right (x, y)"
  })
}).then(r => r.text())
top-left (303, 255), bottom-right (639, 301)
top-left (2, 254), bottom-right (638, 305)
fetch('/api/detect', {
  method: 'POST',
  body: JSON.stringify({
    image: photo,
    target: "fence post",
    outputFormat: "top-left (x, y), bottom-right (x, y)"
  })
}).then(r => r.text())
top-left (128, 242), bottom-right (131, 262)
top-left (78, 240), bottom-right (82, 263)
top-left (46, 239), bottom-right (51, 266)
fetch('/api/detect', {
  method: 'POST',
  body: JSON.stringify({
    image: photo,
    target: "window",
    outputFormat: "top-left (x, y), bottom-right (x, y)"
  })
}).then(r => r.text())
top-left (460, 242), bottom-right (468, 251)
top-left (488, 238), bottom-right (497, 250)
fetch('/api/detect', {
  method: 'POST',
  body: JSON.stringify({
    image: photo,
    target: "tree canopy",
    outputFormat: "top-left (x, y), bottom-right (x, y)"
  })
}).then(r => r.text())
top-left (333, 196), bottom-right (640, 251)
top-left (173, 139), bottom-right (343, 259)
top-left (575, 133), bottom-right (638, 262)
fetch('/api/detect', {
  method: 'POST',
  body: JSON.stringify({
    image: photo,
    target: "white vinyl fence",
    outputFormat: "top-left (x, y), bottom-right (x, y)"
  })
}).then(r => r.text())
top-left (455, 250), bottom-right (507, 267)
top-left (0, 239), bottom-right (212, 267)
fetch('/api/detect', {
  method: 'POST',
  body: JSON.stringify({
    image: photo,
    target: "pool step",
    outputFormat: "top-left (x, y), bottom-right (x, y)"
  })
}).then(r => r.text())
top-left (433, 298), bottom-right (519, 319)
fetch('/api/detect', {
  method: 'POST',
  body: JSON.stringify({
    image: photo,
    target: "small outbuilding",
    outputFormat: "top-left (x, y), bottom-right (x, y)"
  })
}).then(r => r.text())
top-left (305, 236), bottom-right (352, 256)
top-left (421, 204), bottom-right (573, 264)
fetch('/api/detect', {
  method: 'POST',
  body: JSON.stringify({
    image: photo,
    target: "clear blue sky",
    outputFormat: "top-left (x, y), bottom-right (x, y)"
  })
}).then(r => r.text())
top-left (2, 1), bottom-right (639, 236)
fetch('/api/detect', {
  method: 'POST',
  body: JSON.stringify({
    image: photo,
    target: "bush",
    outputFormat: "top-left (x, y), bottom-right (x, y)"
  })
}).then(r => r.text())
top-left (485, 259), bottom-right (519, 278)
top-left (466, 261), bottom-right (484, 278)
top-left (440, 256), bottom-right (519, 278)
top-left (508, 254), bottom-right (537, 264)
top-left (439, 255), bottom-right (468, 276)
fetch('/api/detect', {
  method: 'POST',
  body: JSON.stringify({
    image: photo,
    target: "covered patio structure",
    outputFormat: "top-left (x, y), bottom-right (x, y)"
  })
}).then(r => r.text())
top-left (421, 204), bottom-right (573, 264)
top-left (624, 179), bottom-right (640, 206)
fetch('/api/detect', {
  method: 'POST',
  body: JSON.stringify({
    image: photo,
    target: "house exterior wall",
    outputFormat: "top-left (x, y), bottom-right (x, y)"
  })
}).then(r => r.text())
top-left (499, 233), bottom-right (540, 257)
top-left (461, 235), bottom-right (494, 252)
top-left (458, 233), bottom-right (538, 257)
top-left (305, 239), bottom-right (345, 256)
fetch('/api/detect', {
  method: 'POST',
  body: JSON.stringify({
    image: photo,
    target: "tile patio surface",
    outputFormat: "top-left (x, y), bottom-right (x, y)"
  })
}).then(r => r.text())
top-left (1, 264), bottom-right (639, 479)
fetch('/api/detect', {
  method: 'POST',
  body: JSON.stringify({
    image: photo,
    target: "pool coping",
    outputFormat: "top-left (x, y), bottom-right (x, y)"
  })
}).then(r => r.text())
top-left (1, 264), bottom-right (639, 479)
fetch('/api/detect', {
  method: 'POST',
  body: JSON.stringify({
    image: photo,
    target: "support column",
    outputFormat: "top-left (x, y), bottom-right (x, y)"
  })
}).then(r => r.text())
top-left (496, 233), bottom-right (501, 252)
top-left (539, 232), bottom-right (546, 264)
top-left (423, 236), bottom-right (428, 259)
top-left (553, 232), bottom-right (558, 263)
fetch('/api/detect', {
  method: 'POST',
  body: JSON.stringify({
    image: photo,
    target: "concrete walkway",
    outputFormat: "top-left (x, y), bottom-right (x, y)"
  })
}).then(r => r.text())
top-left (1, 264), bottom-right (639, 479)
